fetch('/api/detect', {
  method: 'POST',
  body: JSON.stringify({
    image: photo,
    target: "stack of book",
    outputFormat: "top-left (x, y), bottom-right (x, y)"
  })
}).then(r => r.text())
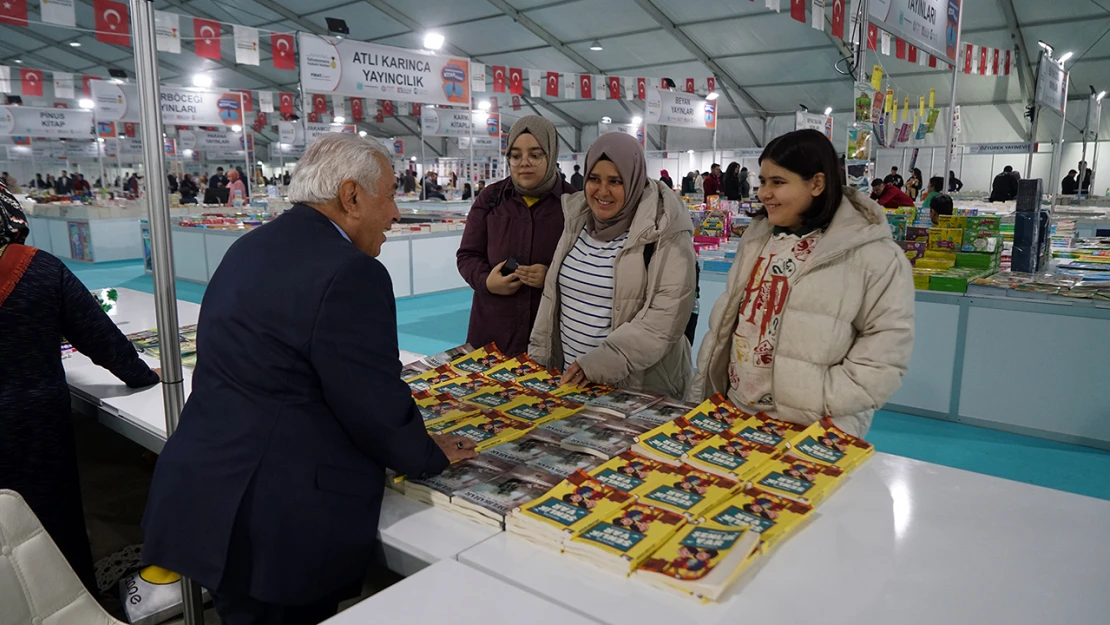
top-left (506, 470), bottom-right (632, 550)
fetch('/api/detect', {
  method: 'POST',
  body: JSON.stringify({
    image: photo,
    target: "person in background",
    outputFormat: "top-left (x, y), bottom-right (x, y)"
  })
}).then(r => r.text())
top-left (34, 173), bottom-right (48, 190)
top-left (681, 171), bottom-right (696, 194)
top-left (921, 176), bottom-right (945, 210)
top-left (282, 171), bottom-right (292, 186)
top-left (54, 170), bottom-right (74, 195)
top-left (948, 170), bottom-right (963, 193)
top-left (989, 166), bottom-right (1019, 202)
top-left (209, 167), bottom-right (227, 189)
top-left (659, 169), bottom-right (673, 190)
top-left (570, 164), bottom-right (584, 191)
top-left (884, 166), bottom-right (904, 189)
top-left (422, 171), bottom-right (446, 200)
top-left (402, 169), bottom-right (416, 194)
top-left (167, 173), bottom-right (179, 194)
top-left (225, 169), bottom-right (247, 207)
top-left (179, 173), bottom-right (199, 204)
top-left (693, 169), bottom-right (704, 193)
top-left (235, 166), bottom-right (250, 196)
top-left (1079, 161), bottom-right (1093, 195)
top-left (199, 173), bottom-right (209, 188)
top-left (870, 178), bottom-right (914, 208)
top-left (689, 129), bottom-right (914, 437)
top-left (529, 132), bottom-right (696, 397)
top-left (457, 115), bottom-right (572, 357)
top-left (905, 168), bottom-right (923, 201)
top-left (72, 174), bottom-right (90, 195)
top-left (1062, 169), bottom-right (1079, 195)
top-left (45, 174), bottom-right (55, 191)
top-left (0, 185), bottom-right (159, 593)
top-left (930, 194), bottom-right (954, 226)
top-left (476, 180), bottom-right (486, 193)
top-left (462, 182), bottom-right (473, 201)
top-left (739, 166), bottom-right (751, 198)
top-left (703, 163), bottom-right (722, 197)
top-left (450, 171), bottom-right (458, 189)
top-left (1, 172), bottom-right (21, 193)
top-left (142, 134), bottom-right (476, 625)
top-left (126, 173), bottom-right (140, 195)
top-left (722, 162), bottom-right (742, 201)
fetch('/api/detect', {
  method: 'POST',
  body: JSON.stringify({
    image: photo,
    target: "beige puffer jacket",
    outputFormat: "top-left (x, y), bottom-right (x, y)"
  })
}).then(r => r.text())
top-left (687, 188), bottom-right (915, 437)
top-left (529, 179), bottom-right (696, 397)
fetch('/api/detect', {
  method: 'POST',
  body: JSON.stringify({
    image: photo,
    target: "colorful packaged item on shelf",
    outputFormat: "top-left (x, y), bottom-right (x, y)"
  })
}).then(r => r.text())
top-left (634, 520), bottom-right (761, 602)
top-left (961, 232), bottom-right (1001, 253)
top-left (692, 209), bottom-right (731, 239)
top-left (785, 420), bottom-right (875, 471)
top-left (638, 465), bottom-right (738, 520)
top-left (955, 251), bottom-right (998, 269)
top-left (912, 268), bottom-right (937, 290)
top-left (565, 502), bottom-right (688, 575)
top-left (886, 214), bottom-right (908, 241)
top-left (937, 215), bottom-right (966, 229)
top-left (927, 228), bottom-right (963, 251)
top-left (633, 417), bottom-right (716, 466)
top-left (703, 486), bottom-right (814, 553)
top-left (683, 430), bottom-right (779, 482)
top-left (964, 215), bottom-right (1001, 232)
top-left (898, 240), bottom-right (927, 265)
top-left (905, 226), bottom-right (930, 241)
top-left (915, 257), bottom-right (954, 270)
top-left (750, 458), bottom-right (846, 505)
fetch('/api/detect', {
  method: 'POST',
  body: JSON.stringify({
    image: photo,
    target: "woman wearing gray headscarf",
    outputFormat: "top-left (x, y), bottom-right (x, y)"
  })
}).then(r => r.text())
top-left (528, 132), bottom-right (696, 397)
top-left (457, 114), bottom-right (573, 356)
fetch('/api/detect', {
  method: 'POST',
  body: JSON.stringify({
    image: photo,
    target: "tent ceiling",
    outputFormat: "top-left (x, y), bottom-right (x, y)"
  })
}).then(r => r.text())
top-left (0, 0), bottom-right (1108, 146)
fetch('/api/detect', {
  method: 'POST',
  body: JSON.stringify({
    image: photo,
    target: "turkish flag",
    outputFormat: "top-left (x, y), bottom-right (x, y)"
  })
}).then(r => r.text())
top-left (95, 0), bottom-right (130, 46)
top-left (490, 97), bottom-right (499, 112)
top-left (908, 46), bottom-right (918, 64)
top-left (895, 38), bottom-right (906, 60)
top-left (0, 0), bottom-right (27, 26)
top-left (992, 49), bottom-right (1000, 75)
top-left (411, 102), bottom-right (421, 116)
top-left (271, 33), bottom-right (295, 70)
top-left (979, 46), bottom-right (987, 75)
top-left (312, 93), bottom-right (328, 114)
top-left (831, 0), bottom-right (845, 38)
top-left (124, 122), bottom-right (136, 138)
top-left (546, 72), bottom-right (560, 97)
top-left (509, 68), bottom-right (523, 95)
top-left (279, 92), bottom-right (294, 116)
top-left (82, 76), bottom-right (96, 98)
top-left (193, 18), bottom-right (221, 59)
top-left (382, 100), bottom-right (394, 116)
top-left (492, 66), bottom-right (506, 93)
top-left (929, 55), bottom-right (938, 69)
top-left (685, 78), bottom-right (695, 93)
top-left (706, 77), bottom-right (715, 94)
top-left (350, 97), bottom-right (364, 122)
top-left (53, 102), bottom-right (67, 108)
top-left (608, 76), bottom-right (621, 100)
top-left (637, 77), bottom-right (646, 100)
top-left (236, 90), bottom-right (252, 112)
top-left (964, 44), bottom-right (973, 74)
top-left (374, 109), bottom-right (383, 124)
top-left (308, 112), bottom-right (320, 123)
top-left (790, 0), bottom-right (806, 23)
top-left (512, 95), bottom-right (521, 111)
top-left (1004, 50), bottom-right (1011, 76)
top-left (867, 24), bottom-right (877, 51)
top-left (579, 75), bottom-right (592, 99)
top-left (20, 68), bottom-right (43, 97)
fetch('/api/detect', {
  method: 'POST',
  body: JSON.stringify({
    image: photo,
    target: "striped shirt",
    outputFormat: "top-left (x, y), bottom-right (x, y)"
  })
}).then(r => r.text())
top-left (558, 227), bottom-right (628, 369)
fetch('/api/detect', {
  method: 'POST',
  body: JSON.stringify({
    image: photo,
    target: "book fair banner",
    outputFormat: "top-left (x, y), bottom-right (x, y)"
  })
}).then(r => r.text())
top-left (794, 111), bottom-right (834, 140)
top-left (0, 106), bottom-right (93, 138)
top-left (868, 0), bottom-right (960, 65)
top-left (298, 34), bottom-right (470, 108)
top-left (91, 81), bottom-right (245, 127)
top-left (420, 107), bottom-right (493, 138)
top-left (1034, 56), bottom-right (1068, 114)
top-left (6, 144), bottom-right (67, 161)
top-left (277, 120), bottom-right (357, 146)
top-left (177, 129), bottom-right (244, 151)
top-left (644, 88), bottom-right (715, 130)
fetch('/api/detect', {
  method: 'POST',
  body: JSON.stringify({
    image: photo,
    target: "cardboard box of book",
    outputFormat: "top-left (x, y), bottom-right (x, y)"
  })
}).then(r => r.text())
top-left (899, 240), bottom-right (927, 265)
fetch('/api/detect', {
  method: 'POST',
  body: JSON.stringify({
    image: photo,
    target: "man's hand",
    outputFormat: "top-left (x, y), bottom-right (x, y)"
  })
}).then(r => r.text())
top-left (434, 434), bottom-right (478, 463)
top-left (150, 368), bottom-right (162, 381)
top-left (560, 361), bottom-right (588, 387)
top-left (513, 264), bottom-right (548, 289)
top-left (486, 261), bottom-right (523, 296)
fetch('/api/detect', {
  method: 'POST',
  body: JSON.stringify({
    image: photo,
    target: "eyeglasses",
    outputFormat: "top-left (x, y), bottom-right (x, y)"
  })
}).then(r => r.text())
top-left (509, 150), bottom-right (547, 166)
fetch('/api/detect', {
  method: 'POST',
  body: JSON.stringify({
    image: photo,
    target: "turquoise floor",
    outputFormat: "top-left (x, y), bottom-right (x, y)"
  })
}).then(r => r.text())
top-left (66, 258), bottom-right (1110, 501)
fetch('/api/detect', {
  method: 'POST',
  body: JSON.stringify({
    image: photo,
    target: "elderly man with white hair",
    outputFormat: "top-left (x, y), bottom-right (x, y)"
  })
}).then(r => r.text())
top-left (141, 134), bottom-right (477, 625)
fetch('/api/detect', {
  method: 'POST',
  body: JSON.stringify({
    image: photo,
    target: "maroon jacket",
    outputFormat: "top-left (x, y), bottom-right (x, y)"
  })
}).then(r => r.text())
top-left (871, 184), bottom-right (915, 208)
top-left (702, 174), bottom-right (721, 197)
top-left (456, 177), bottom-right (572, 357)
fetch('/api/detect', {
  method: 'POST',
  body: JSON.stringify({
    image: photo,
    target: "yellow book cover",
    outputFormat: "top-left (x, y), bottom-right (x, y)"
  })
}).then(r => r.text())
top-left (514, 470), bottom-right (633, 538)
top-left (683, 430), bottom-right (778, 482)
top-left (588, 451), bottom-right (669, 497)
top-left (703, 486), bottom-right (814, 552)
top-left (635, 521), bottom-right (761, 599)
top-left (460, 382), bottom-right (528, 409)
top-left (516, 369), bottom-right (564, 395)
top-left (632, 417), bottom-right (716, 466)
top-left (683, 394), bottom-right (755, 435)
top-left (449, 343), bottom-right (508, 375)
top-left (567, 502), bottom-right (687, 573)
top-left (429, 372), bottom-right (501, 400)
top-left (750, 458), bottom-right (846, 505)
top-left (637, 465), bottom-right (738, 520)
top-left (786, 420), bottom-right (875, 471)
top-left (730, 414), bottom-right (810, 452)
top-left (412, 391), bottom-right (480, 428)
top-left (482, 355), bottom-right (546, 384)
top-left (404, 364), bottom-right (458, 394)
top-left (439, 411), bottom-right (534, 452)
top-left (496, 392), bottom-right (583, 426)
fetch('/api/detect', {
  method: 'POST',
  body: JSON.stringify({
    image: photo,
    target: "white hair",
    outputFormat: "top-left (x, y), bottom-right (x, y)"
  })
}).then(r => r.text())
top-left (287, 133), bottom-right (392, 204)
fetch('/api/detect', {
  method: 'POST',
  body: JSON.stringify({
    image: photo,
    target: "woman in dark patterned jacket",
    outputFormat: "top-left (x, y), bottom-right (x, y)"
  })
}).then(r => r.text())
top-left (0, 183), bottom-right (159, 591)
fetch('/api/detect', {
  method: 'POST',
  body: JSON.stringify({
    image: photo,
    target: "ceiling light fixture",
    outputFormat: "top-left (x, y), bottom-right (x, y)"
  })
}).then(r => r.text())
top-left (632, 115), bottom-right (643, 126)
top-left (687, 149), bottom-right (694, 154)
top-left (96, 137), bottom-right (104, 143)
top-left (69, 42), bottom-right (81, 48)
top-left (423, 32), bottom-right (445, 50)
top-left (601, 116), bottom-right (612, 124)
top-left (824, 107), bottom-right (833, 116)
top-left (1099, 91), bottom-right (1107, 101)
top-left (1059, 51), bottom-right (1073, 64)
top-left (333, 115), bottom-right (345, 123)
top-left (358, 130), bottom-right (367, 137)
top-left (13, 59), bottom-right (21, 64)
top-left (78, 98), bottom-right (95, 110)
top-left (183, 149), bottom-right (193, 156)
top-left (231, 124), bottom-right (242, 132)
top-left (192, 74), bottom-right (212, 88)
top-left (705, 92), bottom-right (719, 100)
top-left (478, 99), bottom-right (491, 111)
top-left (589, 40), bottom-right (603, 51)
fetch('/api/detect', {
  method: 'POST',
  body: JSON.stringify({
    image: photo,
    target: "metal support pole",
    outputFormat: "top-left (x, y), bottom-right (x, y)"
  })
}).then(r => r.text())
top-left (420, 117), bottom-right (426, 199)
top-left (1077, 94), bottom-right (1093, 198)
top-left (712, 126), bottom-right (718, 172)
top-left (1049, 96), bottom-right (1069, 212)
top-left (1026, 102), bottom-right (1040, 178)
top-left (97, 140), bottom-right (106, 192)
top-left (1091, 135), bottom-right (1101, 197)
top-left (942, 6), bottom-right (963, 196)
top-left (128, 2), bottom-right (201, 624)
top-left (469, 108), bottom-right (476, 191)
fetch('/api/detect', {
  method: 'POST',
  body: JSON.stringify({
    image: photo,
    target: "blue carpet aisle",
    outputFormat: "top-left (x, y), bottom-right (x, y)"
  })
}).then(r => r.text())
top-left (64, 258), bottom-right (1110, 501)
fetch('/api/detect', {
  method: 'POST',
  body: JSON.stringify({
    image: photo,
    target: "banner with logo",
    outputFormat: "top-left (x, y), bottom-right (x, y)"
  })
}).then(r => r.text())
top-left (420, 108), bottom-right (499, 138)
top-left (298, 34), bottom-right (470, 107)
top-left (644, 88), bottom-right (715, 130)
top-left (0, 106), bottom-right (93, 137)
top-left (177, 130), bottom-right (242, 151)
top-left (794, 111), bottom-right (834, 140)
top-left (91, 81), bottom-right (245, 127)
top-left (868, 0), bottom-right (960, 65)
top-left (6, 144), bottom-right (66, 161)
top-left (65, 141), bottom-right (107, 159)
top-left (272, 143), bottom-right (307, 159)
top-left (458, 136), bottom-right (499, 151)
top-left (277, 120), bottom-right (357, 146)
top-left (966, 142), bottom-right (1038, 154)
top-left (1034, 57), bottom-right (1068, 114)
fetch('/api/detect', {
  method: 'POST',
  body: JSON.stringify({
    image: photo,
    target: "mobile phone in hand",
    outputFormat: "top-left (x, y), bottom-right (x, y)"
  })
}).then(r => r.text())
top-left (500, 256), bottom-right (520, 276)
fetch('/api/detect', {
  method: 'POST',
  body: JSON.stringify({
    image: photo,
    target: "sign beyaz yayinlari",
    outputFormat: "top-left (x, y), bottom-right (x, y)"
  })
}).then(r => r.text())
top-left (644, 88), bottom-right (715, 130)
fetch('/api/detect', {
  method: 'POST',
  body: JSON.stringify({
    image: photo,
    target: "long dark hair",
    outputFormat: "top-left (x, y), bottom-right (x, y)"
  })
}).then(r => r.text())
top-left (725, 162), bottom-right (740, 180)
top-left (757, 129), bottom-right (843, 230)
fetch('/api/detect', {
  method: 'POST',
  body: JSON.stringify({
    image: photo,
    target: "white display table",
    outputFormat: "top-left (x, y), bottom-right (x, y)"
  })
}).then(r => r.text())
top-left (64, 289), bottom-right (497, 576)
top-left (459, 453), bottom-right (1110, 625)
top-left (321, 559), bottom-right (599, 625)
top-left (23, 200), bottom-right (148, 263)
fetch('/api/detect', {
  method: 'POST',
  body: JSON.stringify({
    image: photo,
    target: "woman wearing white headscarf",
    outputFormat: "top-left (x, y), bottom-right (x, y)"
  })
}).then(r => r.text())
top-left (529, 132), bottom-right (696, 397)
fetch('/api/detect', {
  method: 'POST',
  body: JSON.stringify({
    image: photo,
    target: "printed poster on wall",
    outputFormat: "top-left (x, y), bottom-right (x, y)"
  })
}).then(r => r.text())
top-left (794, 111), bottom-right (834, 139)
top-left (298, 34), bottom-right (470, 107)
top-left (91, 80), bottom-right (245, 127)
top-left (868, 0), bottom-right (960, 65)
top-left (0, 106), bottom-right (93, 138)
top-left (68, 222), bottom-right (92, 261)
top-left (644, 88), bottom-right (715, 130)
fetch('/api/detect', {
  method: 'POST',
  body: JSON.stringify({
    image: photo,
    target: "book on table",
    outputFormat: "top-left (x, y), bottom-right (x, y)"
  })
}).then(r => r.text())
top-left (494, 391), bottom-right (584, 426)
top-left (587, 451), bottom-right (672, 497)
top-left (636, 465), bottom-right (738, 520)
top-left (526, 447), bottom-right (604, 477)
top-left (399, 359), bottom-right (432, 380)
top-left (682, 430), bottom-right (778, 482)
top-left (421, 343), bottom-right (475, 368)
top-left (552, 382), bottom-right (617, 406)
top-left (515, 368), bottom-right (565, 395)
top-left (429, 372), bottom-right (503, 400)
top-left (438, 410), bottom-right (533, 452)
top-left (634, 520), bottom-right (762, 602)
top-left (449, 343), bottom-right (508, 375)
top-left (481, 355), bottom-right (546, 384)
top-left (632, 417), bottom-right (716, 466)
top-left (729, 413), bottom-right (812, 452)
top-left (405, 455), bottom-right (515, 507)
top-left (584, 388), bottom-right (664, 417)
top-left (626, 399), bottom-right (699, 428)
top-left (701, 486), bottom-right (815, 553)
top-left (449, 465), bottom-right (563, 529)
top-left (564, 502), bottom-right (688, 575)
top-left (558, 417), bottom-right (653, 459)
top-left (412, 391), bottom-right (481, 428)
top-left (404, 365), bottom-right (458, 393)
top-left (748, 457), bottom-right (847, 506)
top-left (507, 469), bottom-right (632, 550)
top-left (459, 381), bottom-right (529, 409)
top-left (482, 430), bottom-right (566, 465)
top-left (784, 419), bottom-right (876, 471)
top-left (536, 407), bottom-right (618, 439)
top-left (682, 394), bottom-right (758, 435)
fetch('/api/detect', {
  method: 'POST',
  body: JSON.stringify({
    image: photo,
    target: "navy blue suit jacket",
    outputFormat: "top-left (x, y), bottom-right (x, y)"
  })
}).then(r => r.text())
top-left (142, 204), bottom-right (448, 604)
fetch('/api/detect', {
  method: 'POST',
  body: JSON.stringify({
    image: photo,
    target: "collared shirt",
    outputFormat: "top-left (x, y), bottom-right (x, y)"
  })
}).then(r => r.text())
top-left (329, 219), bottom-right (351, 243)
